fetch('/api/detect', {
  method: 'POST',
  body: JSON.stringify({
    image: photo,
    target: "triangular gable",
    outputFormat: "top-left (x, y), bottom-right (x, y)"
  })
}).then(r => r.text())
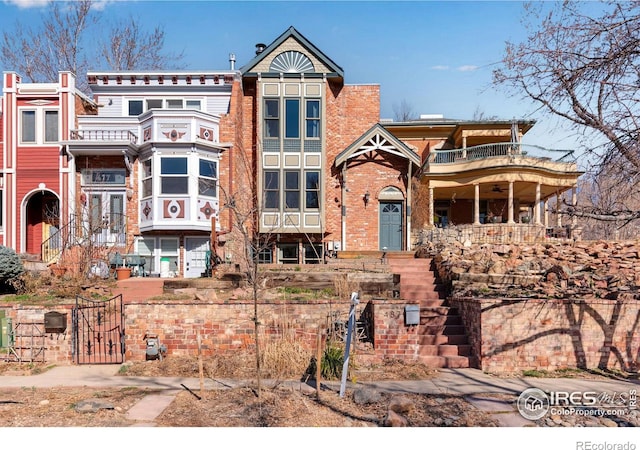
top-left (335, 123), bottom-right (421, 167)
top-left (240, 26), bottom-right (344, 77)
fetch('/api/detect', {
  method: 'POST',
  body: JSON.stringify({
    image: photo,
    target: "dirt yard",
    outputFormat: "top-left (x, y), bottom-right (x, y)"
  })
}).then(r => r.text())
top-left (1, 356), bottom-right (636, 428)
top-left (0, 357), bottom-right (502, 427)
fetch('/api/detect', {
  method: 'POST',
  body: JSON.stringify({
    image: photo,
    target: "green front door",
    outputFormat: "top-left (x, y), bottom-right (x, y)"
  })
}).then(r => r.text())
top-left (380, 201), bottom-right (403, 250)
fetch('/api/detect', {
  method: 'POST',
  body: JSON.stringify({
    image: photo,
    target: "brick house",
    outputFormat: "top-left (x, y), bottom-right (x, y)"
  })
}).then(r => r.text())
top-left (1, 26), bottom-right (582, 276)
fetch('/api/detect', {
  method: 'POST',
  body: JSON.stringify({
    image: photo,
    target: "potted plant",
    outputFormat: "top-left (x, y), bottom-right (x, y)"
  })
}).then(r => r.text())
top-left (115, 257), bottom-right (131, 280)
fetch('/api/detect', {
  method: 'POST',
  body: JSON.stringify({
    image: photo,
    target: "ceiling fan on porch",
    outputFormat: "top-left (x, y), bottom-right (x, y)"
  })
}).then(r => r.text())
top-left (491, 185), bottom-right (504, 193)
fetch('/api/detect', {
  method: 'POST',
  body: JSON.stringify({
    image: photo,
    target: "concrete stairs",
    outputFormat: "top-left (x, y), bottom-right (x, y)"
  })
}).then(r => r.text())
top-left (387, 256), bottom-right (471, 369)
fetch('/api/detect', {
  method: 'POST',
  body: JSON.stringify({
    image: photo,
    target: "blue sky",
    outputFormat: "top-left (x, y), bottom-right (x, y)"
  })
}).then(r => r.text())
top-left (0, 0), bottom-right (580, 150)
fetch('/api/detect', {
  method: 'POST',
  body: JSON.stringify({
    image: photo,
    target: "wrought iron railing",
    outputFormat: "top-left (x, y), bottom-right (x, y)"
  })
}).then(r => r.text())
top-left (427, 143), bottom-right (576, 165)
top-left (41, 213), bottom-right (128, 264)
top-left (70, 129), bottom-right (138, 143)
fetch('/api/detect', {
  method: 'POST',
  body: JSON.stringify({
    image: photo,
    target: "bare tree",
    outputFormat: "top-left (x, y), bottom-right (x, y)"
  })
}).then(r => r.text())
top-left (392, 99), bottom-right (416, 122)
top-left (1, 1), bottom-right (94, 90)
top-left (100, 17), bottom-right (184, 71)
top-left (1, 1), bottom-right (183, 93)
top-left (493, 0), bottom-right (640, 224)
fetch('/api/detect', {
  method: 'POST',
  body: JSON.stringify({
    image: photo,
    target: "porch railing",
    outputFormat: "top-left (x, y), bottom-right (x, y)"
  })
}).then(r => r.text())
top-left (41, 213), bottom-right (128, 264)
top-left (427, 143), bottom-right (576, 165)
top-left (415, 223), bottom-right (577, 246)
top-left (70, 129), bottom-right (138, 143)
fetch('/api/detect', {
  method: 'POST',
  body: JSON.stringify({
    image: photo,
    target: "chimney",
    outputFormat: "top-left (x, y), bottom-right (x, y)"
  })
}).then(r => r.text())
top-left (255, 43), bottom-right (266, 55)
top-left (229, 53), bottom-right (236, 70)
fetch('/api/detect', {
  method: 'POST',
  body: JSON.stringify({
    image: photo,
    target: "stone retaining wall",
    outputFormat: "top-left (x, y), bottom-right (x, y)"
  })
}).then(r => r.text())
top-left (451, 296), bottom-right (640, 373)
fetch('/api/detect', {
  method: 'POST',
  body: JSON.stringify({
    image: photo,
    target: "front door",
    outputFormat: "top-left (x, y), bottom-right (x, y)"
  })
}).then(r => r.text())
top-left (380, 201), bottom-right (403, 251)
top-left (89, 192), bottom-right (125, 245)
top-left (184, 237), bottom-right (210, 278)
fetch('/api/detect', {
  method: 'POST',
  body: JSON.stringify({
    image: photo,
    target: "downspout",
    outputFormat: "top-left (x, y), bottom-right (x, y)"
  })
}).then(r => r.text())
top-left (341, 163), bottom-right (347, 251)
top-left (406, 161), bottom-right (412, 251)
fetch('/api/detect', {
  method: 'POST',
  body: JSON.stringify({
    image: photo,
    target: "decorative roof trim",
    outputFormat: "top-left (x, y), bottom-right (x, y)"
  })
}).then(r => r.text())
top-left (240, 26), bottom-right (344, 77)
top-left (335, 123), bottom-right (421, 167)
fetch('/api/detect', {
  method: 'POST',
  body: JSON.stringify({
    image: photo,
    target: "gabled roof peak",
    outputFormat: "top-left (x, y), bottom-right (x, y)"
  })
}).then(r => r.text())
top-left (240, 26), bottom-right (344, 78)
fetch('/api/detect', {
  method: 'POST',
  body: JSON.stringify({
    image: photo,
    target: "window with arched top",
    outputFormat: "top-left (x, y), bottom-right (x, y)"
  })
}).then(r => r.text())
top-left (378, 186), bottom-right (404, 201)
top-left (269, 51), bottom-right (315, 73)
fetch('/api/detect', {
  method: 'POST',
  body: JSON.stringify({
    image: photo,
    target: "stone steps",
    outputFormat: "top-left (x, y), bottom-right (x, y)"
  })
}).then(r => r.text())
top-left (387, 257), bottom-right (471, 369)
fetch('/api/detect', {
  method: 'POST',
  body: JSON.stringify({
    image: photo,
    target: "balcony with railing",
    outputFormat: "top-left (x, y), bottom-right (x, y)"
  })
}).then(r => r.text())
top-left (70, 129), bottom-right (138, 143)
top-left (424, 143), bottom-right (577, 174)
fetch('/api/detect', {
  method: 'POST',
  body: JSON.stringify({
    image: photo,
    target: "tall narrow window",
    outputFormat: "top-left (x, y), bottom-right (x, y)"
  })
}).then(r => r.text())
top-left (285, 99), bottom-right (300, 138)
top-left (21, 110), bottom-right (36, 143)
top-left (142, 159), bottom-right (153, 198)
top-left (44, 111), bottom-right (59, 142)
top-left (305, 171), bottom-right (320, 209)
top-left (306, 100), bottom-right (320, 138)
top-left (284, 171), bottom-right (300, 210)
top-left (198, 159), bottom-right (217, 197)
top-left (264, 171), bottom-right (279, 209)
top-left (264, 99), bottom-right (279, 139)
top-left (160, 157), bottom-right (188, 194)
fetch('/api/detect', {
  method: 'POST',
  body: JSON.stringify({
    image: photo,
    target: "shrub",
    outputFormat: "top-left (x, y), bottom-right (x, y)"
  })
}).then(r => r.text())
top-left (0, 246), bottom-right (25, 291)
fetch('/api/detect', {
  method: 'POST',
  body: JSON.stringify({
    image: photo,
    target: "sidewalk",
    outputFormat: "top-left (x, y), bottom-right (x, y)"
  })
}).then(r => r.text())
top-left (2, 365), bottom-right (638, 426)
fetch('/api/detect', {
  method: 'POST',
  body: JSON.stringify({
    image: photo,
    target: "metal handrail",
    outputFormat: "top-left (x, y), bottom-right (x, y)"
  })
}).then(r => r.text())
top-left (70, 129), bottom-right (138, 143)
top-left (428, 143), bottom-right (575, 165)
top-left (41, 213), bottom-right (128, 264)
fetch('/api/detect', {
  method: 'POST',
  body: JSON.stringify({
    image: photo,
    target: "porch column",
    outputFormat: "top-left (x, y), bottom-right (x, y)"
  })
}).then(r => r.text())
top-left (462, 136), bottom-right (467, 159)
top-left (428, 187), bottom-right (434, 227)
top-left (473, 183), bottom-right (480, 225)
top-left (556, 193), bottom-right (562, 227)
top-left (507, 181), bottom-right (515, 224)
top-left (543, 200), bottom-right (549, 228)
top-left (534, 182), bottom-right (542, 225)
top-left (571, 185), bottom-right (578, 228)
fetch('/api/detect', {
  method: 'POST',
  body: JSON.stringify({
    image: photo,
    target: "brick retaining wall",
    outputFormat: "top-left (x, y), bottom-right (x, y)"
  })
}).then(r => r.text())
top-left (451, 296), bottom-right (640, 373)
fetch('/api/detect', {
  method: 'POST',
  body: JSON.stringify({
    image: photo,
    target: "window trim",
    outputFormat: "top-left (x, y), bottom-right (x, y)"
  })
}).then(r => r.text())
top-left (20, 109), bottom-right (37, 144)
top-left (305, 170), bottom-right (320, 210)
top-left (264, 98), bottom-right (280, 140)
top-left (43, 110), bottom-right (59, 143)
top-left (263, 170), bottom-right (280, 210)
top-left (198, 158), bottom-right (218, 198)
top-left (284, 170), bottom-right (300, 211)
top-left (160, 156), bottom-right (189, 195)
top-left (305, 99), bottom-right (320, 139)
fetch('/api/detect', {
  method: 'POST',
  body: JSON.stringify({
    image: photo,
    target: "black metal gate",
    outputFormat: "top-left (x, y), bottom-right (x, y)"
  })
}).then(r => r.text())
top-left (72, 294), bottom-right (125, 364)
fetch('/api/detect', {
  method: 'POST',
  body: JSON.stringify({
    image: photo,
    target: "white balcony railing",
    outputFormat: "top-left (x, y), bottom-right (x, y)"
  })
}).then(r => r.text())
top-left (70, 129), bottom-right (138, 143)
top-left (427, 143), bottom-right (576, 165)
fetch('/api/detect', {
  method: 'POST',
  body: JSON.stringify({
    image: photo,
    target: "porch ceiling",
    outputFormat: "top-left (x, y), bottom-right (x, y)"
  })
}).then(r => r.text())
top-left (432, 181), bottom-right (573, 205)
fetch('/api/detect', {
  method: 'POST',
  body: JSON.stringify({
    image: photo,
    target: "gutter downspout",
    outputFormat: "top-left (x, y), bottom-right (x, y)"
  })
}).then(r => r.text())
top-left (341, 163), bottom-right (346, 251)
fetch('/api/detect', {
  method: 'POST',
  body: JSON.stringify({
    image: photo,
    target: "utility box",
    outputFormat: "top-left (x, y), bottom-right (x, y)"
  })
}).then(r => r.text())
top-left (44, 311), bottom-right (68, 334)
top-left (404, 305), bottom-right (420, 326)
top-left (1, 316), bottom-right (13, 348)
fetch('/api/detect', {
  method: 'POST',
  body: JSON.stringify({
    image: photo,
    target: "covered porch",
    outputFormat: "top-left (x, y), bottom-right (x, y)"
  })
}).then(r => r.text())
top-left (419, 143), bottom-right (583, 244)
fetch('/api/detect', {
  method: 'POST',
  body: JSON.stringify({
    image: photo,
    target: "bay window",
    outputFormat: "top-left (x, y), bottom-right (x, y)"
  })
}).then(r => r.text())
top-left (160, 157), bottom-right (188, 194)
top-left (198, 159), bottom-right (217, 197)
